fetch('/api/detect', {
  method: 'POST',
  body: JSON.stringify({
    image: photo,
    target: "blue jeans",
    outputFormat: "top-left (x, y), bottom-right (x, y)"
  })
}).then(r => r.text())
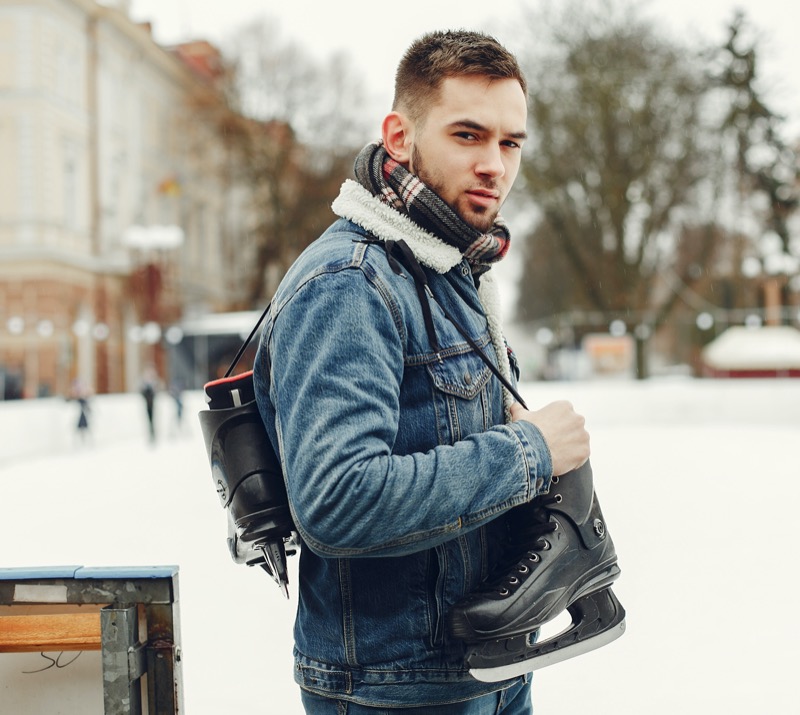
top-left (300, 678), bottom-right (532, 714)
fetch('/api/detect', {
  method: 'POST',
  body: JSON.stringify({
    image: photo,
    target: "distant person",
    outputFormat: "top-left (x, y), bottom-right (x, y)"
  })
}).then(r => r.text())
top-left (69, 379), bottom-right (92, 446)
top-left (168, 379), bottom-right (184, 436)
top-left (140, 368), bottom-right (160, 443)
top-left (76, 396), bottom-right (90, 440)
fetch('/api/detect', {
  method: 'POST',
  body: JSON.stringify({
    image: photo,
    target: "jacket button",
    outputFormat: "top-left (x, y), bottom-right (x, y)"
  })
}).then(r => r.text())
top-left (464, 373), bottom-right (472, 384)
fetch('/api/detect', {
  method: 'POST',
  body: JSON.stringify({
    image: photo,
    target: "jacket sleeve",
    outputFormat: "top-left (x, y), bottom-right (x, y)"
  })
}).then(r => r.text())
top-left (265, 266), bottom-right (553, 559)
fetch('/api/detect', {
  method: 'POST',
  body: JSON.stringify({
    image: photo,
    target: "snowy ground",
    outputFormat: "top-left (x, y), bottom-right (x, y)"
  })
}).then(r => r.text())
top-left (1, 377), bottom-right (798, 714)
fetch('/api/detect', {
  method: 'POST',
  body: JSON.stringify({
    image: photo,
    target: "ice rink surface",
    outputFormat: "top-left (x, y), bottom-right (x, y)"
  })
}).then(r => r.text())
top-left (1, 377), bottom-right (798, 714)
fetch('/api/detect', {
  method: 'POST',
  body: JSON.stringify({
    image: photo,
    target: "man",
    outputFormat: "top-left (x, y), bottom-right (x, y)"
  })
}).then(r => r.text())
top-left (254, 30), bottom-right (590, 713)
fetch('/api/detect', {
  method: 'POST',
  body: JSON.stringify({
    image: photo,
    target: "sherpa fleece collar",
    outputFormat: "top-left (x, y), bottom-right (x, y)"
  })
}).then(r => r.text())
top-left (333, 180), bottom-right (463, 274)
top-left (332, 179), bottom-right (514, 412)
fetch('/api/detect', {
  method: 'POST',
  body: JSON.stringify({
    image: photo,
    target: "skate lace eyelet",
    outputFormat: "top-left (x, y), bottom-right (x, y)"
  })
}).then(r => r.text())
top-left (508, 576), bottom-right (519, 585)
top-left (554, 494), bottom-right (563, 503)
top-left (552, 475), bottom-right (560, 484)
top-left (498, 587), bottom-right (510, 597)
top-left (526, 552), bottom-right (540, 563)
top-left (517, 564), bottom-right (530, 575)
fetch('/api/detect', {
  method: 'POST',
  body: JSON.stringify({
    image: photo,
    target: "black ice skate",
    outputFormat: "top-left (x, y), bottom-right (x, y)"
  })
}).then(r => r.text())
top-left (447, 460), bottom-right (626, 681)
top-left (198, 370), bottom-right (297, 597)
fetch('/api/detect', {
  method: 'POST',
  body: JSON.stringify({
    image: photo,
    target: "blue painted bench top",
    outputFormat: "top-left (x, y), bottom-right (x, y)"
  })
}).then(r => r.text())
top-left (0, 565), bottom-right (178, 581)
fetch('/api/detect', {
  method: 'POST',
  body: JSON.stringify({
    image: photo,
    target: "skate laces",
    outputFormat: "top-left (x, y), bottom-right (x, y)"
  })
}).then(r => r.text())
top-left (492, 494), bottom-right (561, 598)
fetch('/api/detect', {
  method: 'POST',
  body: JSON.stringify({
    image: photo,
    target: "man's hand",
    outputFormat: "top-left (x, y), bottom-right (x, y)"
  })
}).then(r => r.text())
top-left (510, 400), bottom-right (590, 476)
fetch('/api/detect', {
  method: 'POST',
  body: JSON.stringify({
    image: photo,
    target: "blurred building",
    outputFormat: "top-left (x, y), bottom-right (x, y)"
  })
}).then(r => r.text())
top-left (0, 0), bottom-right (252, 398)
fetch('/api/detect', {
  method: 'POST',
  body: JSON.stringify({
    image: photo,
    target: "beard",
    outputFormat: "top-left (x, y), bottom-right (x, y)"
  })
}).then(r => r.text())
top-left (411, 145), bottom-right (499, 233)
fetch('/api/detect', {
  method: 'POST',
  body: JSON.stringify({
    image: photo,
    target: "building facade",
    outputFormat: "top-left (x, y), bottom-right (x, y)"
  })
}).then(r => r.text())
top-left (0, 0), bottom-right (250, 398)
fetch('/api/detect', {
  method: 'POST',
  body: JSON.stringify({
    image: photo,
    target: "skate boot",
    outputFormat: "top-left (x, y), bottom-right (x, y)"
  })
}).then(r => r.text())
top-left (447, 460), bottom-right (625, 680)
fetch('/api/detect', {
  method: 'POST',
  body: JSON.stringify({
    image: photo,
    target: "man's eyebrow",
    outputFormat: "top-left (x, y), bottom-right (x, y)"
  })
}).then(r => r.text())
top-left (448, 119), bottom-right (527, 140)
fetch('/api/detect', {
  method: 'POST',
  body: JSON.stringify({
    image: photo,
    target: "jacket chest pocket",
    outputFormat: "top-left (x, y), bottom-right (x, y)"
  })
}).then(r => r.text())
top-left (426, 349), bottom-right (495, 443)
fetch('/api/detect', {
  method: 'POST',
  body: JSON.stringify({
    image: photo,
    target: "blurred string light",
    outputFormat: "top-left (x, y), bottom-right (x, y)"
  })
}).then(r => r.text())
top-left (127, 322), bottom-right (164, 345)
top-left (527, 297), bottom-right (800, 348)
top-left (142, 322), bottom-right (162, 345)
top-left (696, 312), bottom-right (715, 330)
top-left (7, 316), bottom-right (24, 335)
top-left (1, 313), bottom-right (183, 346)
top-left (164, 326), bottom-right (184, 345)
top-left (609, 319), bottom-right (627, 337)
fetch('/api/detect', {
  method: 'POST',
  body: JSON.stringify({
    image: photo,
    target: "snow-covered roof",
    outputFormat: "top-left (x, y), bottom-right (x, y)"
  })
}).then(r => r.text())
top-left (702, 325), bottom-right (800, 370)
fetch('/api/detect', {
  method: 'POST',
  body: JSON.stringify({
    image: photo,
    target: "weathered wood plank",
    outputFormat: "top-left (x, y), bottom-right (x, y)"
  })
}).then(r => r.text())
top-left (0, 613), bottom-right (102, 652)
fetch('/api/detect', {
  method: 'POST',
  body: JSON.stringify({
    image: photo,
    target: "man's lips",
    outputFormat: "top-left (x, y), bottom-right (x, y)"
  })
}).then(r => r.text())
top-left (465, 189), bottom-right (500, 207)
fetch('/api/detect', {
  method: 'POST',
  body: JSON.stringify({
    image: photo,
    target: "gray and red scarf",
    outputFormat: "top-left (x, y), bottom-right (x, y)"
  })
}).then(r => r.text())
top-left (353, 142), bottom-right (511, 277)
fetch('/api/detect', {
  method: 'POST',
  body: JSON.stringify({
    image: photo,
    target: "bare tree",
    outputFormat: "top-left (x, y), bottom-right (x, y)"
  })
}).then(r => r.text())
top-left (226, 19), bottom-right (370, 154)
top-left (210, 19), bottom-right (371, 306)
top-left (515, 1), bottom-right (723, 376)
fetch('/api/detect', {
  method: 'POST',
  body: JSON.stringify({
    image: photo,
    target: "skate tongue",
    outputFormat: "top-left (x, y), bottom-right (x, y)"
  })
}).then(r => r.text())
top-left (507, 509), bottom-right (557, 552)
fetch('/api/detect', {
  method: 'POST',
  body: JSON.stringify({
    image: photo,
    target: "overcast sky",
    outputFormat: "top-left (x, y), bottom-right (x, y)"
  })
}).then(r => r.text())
top-left (128, 0), bottom-right (800, 134)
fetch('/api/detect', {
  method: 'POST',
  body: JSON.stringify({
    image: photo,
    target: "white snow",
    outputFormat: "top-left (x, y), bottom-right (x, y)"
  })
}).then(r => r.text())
top-left (1, 377), bottom-right (798, 714)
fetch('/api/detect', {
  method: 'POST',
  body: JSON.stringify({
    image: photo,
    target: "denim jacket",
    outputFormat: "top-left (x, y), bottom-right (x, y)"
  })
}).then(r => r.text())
top-left (253, 180), bottom-right (554, 708)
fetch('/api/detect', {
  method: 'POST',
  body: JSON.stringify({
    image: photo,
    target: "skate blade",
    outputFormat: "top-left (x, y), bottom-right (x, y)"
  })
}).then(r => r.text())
top-left (469, 617), bottom-right (626, 681)
top-left (257, 540), bottom-right (291, 598)
top-left (467, 587), bottom-right (626, 682)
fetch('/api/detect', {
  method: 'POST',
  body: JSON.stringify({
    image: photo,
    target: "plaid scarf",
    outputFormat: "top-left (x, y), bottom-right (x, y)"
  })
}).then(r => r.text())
top-left (353, 142), bottom-right (511, 277)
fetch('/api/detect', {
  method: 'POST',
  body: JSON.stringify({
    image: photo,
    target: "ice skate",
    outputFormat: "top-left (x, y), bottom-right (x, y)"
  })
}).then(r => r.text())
top-left (198, 370), bottom-right (297, 597)
top-left (447, 460), bottom-right (625, 680)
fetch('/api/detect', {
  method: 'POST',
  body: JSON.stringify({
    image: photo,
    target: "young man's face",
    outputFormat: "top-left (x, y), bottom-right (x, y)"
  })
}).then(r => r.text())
top-left (407, 75), bottom-right (528, 233)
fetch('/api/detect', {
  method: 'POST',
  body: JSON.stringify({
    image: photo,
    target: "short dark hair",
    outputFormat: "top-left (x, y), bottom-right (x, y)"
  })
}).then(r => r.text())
top-left (393, 30), bottom-right (527, 122)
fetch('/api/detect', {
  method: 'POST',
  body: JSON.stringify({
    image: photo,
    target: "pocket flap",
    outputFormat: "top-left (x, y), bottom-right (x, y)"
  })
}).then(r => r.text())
top-left (426, 351), bottom-right (491, 400)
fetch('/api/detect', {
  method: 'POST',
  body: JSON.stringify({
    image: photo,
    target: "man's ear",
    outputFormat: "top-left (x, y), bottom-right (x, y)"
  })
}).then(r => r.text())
top-left (382, 112), bottom-right (413, 165)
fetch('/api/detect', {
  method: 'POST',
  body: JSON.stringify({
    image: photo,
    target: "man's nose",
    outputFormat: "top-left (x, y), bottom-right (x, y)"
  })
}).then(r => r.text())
top-left (475, 144), bottom-right (505, 178)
